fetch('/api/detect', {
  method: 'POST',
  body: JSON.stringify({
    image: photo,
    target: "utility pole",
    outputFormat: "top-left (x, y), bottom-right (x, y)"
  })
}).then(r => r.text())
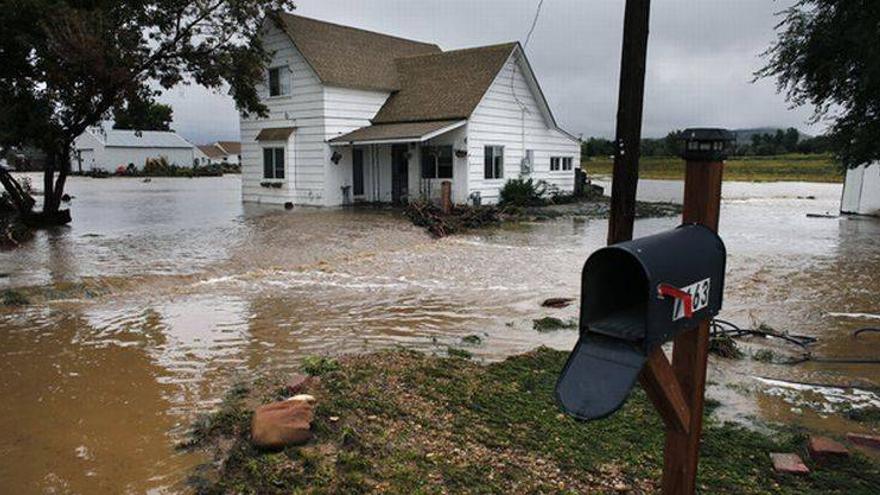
top-left (607, 0), bottom-right (651, 245)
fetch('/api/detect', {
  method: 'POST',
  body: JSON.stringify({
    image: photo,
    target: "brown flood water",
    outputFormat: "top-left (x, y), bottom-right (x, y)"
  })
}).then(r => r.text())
top-left (1, 173), bottom-right (878, 493)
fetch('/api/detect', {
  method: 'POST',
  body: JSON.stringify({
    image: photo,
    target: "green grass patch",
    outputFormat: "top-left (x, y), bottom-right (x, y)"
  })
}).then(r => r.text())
top-left (584, 154), bottom-right (842, 183)
top-left (187, 348), bottom-right (879, 494)
top-left (532, 316), bottom-right (577, 332)
top-left (1, 289), bottom-right (29, 306)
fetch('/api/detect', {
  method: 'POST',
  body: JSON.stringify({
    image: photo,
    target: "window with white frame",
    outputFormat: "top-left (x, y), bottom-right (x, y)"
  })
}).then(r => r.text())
top-left (550, 156), bottom-right (574, 171)
top-left (484, 145), bottom-right (504, 179)
top-left (268, 66), bottom-right (290, 97)
top-left (263, 147), bottom-right (285, 179)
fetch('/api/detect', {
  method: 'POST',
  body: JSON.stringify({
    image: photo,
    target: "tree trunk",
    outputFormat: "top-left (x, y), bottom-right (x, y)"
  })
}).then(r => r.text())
top-left (32, 140), bottom-right (72, 226)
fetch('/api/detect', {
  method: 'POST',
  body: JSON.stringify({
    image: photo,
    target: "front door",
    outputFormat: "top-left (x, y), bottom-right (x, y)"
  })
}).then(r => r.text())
top-left (391, 144), bottom-right (409, 204)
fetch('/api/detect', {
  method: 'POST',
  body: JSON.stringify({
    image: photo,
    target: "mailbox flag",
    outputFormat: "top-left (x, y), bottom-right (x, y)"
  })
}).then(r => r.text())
top-left (555, 333), bottom-right (646, 420)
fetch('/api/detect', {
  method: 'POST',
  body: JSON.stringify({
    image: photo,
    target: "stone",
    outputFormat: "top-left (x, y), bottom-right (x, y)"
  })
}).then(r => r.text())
top-left (770, 453), bottom-right (809, 474)
top-left (251, 397), bottom-right (315, 450)
top-left (284, 374), bottom-right (320, 395)
top-left (807, 436), bottom-right (849, 460)
top-left (847, 433), bottom-right (880, 450)
top-left (541, 297), bottom-right (574, 308)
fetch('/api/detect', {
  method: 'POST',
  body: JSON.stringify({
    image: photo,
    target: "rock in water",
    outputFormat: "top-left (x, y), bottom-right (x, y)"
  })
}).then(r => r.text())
top-left (541, 297), bottom-right (574, 308)
top-left (251, 398), bottom-right (315, 449)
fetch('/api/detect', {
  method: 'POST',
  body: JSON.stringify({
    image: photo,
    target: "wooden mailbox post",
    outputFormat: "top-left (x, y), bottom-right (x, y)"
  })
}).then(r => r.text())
top-left (639, 139), bottom-right (726, 494)
top-left (605, 0), bottom-right (729, 492)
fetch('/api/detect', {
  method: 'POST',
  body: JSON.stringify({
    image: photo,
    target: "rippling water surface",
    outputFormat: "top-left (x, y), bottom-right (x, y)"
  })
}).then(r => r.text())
top-left (0, 173), bottom-right (878, 493)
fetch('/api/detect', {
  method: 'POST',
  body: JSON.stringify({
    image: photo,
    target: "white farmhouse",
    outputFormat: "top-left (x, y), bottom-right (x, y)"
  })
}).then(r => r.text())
top-left (72, 126), bottom-right (197, 172)
top-left (240, 13), bottom-right (580, 206)
top-left (841, 162), bottom-right (880, 217)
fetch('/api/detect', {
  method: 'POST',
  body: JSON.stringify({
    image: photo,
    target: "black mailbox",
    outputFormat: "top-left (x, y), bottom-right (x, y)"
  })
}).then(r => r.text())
top-left (556, 224), bottom-right (726, 420)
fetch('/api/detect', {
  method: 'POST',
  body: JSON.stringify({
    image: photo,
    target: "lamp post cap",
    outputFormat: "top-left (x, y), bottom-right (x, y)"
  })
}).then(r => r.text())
top-left (681, 128), bottom-right (735, 141)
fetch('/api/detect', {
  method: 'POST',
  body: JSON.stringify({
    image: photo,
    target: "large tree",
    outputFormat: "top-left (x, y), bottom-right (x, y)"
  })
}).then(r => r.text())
top-left (756, 0), bottom-right (880, 168)
top-left (0, 0), bottom-right (295, 224)
top-left (113, 99), bottom-right (174, 131)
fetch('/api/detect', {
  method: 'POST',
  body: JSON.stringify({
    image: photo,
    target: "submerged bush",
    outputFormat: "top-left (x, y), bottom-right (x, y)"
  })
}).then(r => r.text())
top-left (1, 289), bottom-right (29, 306)
top-left (498, 178), bottom-right (549, 207)
top-left (532, 316), bottom-right (577, 332)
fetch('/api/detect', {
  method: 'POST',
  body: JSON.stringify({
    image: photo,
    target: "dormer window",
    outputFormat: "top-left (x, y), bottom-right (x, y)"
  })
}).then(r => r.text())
top-left (268, 66), bottom-right (290, 97)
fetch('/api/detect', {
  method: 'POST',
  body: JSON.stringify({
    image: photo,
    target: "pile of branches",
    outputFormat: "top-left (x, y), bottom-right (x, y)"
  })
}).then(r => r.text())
top-left (404, 200), bottom-right (501, 238)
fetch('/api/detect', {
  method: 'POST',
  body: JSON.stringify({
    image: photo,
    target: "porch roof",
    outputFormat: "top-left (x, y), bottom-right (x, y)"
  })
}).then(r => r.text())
top-left (328, 120), bottom-right (465, 146)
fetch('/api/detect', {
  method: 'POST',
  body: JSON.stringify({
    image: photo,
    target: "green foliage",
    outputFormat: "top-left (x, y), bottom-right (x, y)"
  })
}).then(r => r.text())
top-left (709, 333), bottom-right (744, 359)
top-left (753, 349), bottom-right (778, 363)
top-left (1, 289), bottom-right (30, 306)
top-left (498, 178), bottom-right (548, 207)
top-left (585, 154), bottom-right (841, 183)
top-left (445, 347), bottom-right (473, 359)
top-left (0, 0), bottom-right (295, 214)
top-left (532, 316), bottom-right (577, 332)
top-left (113, 100), bottom-right (174, 131)
top-left (301, 356), bottom-right (340, 376)
top-left (757, 1), bottom-right (880, 168)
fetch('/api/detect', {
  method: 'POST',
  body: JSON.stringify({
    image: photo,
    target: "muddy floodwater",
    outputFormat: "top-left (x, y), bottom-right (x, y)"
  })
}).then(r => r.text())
top-left (1, 173), bottom-right (878, 493)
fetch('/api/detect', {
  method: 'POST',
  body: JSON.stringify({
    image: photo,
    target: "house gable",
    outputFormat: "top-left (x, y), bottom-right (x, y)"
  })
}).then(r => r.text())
top-left (274, 13), bottom-right (441, 92)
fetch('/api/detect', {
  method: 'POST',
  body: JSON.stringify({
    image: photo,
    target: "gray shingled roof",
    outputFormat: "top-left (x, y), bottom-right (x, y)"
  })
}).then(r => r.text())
top-left (100, 129), bottom-right (194, 149)
top-left (276, 13), bottom-right (441, 91)
top-left (328, 120), bottom-right (464, 144)
top-left (372, 43), bottom-right (518, 124)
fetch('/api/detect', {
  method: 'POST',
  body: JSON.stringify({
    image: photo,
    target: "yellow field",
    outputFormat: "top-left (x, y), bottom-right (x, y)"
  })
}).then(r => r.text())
top-left (583, 154), bottom-right (842, 183)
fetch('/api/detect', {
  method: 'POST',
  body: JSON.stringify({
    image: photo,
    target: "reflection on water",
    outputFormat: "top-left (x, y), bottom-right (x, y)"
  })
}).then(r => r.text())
top-left (1, 174), bottom-right (878, 492)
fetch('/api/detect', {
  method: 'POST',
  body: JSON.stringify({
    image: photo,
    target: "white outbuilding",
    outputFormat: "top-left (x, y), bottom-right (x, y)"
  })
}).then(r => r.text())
top-left (72, 126), bottom-right (197, 172)
top-left (841, 162), bottom-right (880, 217)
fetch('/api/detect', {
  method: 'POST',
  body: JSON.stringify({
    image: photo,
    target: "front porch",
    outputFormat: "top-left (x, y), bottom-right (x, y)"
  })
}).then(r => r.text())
top-left (328, 120), bottom-right (469, 205)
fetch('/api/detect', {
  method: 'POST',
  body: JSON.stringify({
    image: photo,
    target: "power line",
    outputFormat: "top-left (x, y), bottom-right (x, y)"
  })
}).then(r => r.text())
top-left (523, 0), bottom-right (546, 50)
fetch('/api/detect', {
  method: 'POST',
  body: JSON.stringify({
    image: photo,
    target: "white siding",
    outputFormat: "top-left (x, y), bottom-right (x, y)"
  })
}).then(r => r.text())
top-left (322, 86), bottom-right (390, 205)
top-left (467, 51), bottom-right (580, 204)
top-left (841, 162), bottom-right (880, 216)
top-left (71, 131), bottom-right (196, 172)
top-left (240, 22), bottom-right (326, 206)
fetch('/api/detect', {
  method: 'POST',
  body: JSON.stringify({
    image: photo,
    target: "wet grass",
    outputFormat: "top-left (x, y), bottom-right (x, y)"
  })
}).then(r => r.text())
top-left (2, 289), bottom-right (29, 306)
top-left (532, 316), bottom-right (577, 332)
top-left (186, 348), bottom-right (879, 494)
top-left (709, 333), bottom-right (745, 359)
top-left (584, 154), bottom-right (842, 183)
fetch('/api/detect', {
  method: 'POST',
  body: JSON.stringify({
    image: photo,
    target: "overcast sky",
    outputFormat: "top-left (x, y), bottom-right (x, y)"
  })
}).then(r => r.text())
top-left (159, 0), bottom-right (824, 145)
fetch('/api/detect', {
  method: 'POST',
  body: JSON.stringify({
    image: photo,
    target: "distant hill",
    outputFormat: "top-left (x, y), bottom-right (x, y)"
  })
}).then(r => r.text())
top-left (733, 127), bottom-right (813, 143)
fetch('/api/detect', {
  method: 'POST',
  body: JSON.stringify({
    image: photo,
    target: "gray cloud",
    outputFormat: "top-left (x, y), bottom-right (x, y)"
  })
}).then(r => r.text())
top-left (161, 0), bottom-right (824, 144)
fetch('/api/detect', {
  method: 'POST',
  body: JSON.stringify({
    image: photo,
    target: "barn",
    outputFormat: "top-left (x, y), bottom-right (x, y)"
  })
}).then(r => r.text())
top-left (72, 126), bottom-right (198, 173)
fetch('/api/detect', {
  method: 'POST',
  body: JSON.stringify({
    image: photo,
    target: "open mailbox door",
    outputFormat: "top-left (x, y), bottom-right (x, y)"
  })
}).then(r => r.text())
top-left (556, 224), bottom-right (726, 420)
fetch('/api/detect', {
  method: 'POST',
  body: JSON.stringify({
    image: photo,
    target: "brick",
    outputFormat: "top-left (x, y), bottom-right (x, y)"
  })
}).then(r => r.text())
top-left (847, 433), bottom-right (880, 450)
top-left (808, 436), bottom-right (849, 460)
top-left (770, 453), bottom-right (809, 474)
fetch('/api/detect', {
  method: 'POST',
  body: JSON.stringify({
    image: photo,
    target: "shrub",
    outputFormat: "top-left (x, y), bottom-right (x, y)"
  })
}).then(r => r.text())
top-left (498, 178), bottom-right (549, 207)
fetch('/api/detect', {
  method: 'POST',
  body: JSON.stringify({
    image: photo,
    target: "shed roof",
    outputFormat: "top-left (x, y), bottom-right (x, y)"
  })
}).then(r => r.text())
top-left (99, 129), bottom-right (194, 149)
top-left (276, 13), bottom-right (441, 91)
top-left (372, 43), bottom-right (518, 124)
top-left (328, 120), bottom-right (465, 145)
